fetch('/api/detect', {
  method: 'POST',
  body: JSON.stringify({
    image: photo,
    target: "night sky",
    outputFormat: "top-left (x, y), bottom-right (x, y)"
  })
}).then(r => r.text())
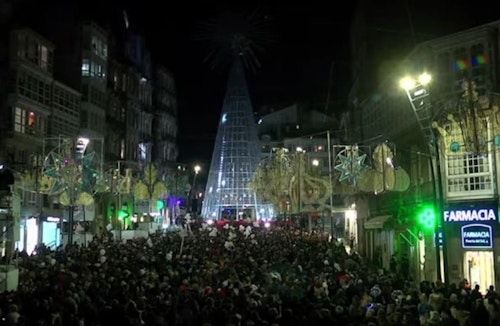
top-left (103, 1), bottom-right (500, 166)
top-left (14, 0), bottom-right (500, 167)
top-left (121, 1), bottom-right (357, 166)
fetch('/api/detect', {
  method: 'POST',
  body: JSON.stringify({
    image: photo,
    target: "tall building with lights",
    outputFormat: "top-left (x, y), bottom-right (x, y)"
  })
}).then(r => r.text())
top-left (201, 58), bottom-right (273, 220)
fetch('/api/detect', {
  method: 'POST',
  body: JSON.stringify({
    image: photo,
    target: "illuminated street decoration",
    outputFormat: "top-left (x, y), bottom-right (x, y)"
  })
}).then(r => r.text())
top-left (202, 57), bottom-right (272, 220)
top-left (41, 138), bottom-right (101, 244)
top-left (42, 139), bottom-right (98, 205)
top-left (334, 145), bottom-right (367, 186)
top-left (133, 164), bottom-right (168, 201)
top-left (198, 12), bottom-right (276, 220)
top-left (352, 143), bottom-right (410, 194)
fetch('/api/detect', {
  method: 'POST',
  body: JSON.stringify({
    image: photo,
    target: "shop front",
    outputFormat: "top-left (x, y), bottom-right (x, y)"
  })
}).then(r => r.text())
top-left (443, 203), bottom-right (498, 291)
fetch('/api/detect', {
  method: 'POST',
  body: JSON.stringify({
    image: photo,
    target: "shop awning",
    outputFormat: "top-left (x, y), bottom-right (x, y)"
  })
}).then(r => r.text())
top-left (364, 215), bottom-right (391, 230)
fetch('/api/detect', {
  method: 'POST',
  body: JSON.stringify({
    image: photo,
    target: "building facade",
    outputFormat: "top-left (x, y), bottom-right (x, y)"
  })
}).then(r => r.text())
top-left (354, 17), bottom-right (500, 288)
top-left (0, 27), bottom-right (84, 251)
top-left (152, 66), bottom-right (178, 166)
top-left (0, 10), bottom-right (180, 250)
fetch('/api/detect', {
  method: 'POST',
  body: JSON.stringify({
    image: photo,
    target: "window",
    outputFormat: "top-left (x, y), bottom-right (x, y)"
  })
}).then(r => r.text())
top-left (445, 117), bottom-right (494, 198)
top-left (102, 44), bottom-right (108, 58)
top-left (82, 59), bottom-right (90, 76)
top-left (17, 71), bottom-right (51, 106)
top-left (138, 143), bottom-right (147, 160)
top-left (89, 86), bottom-right (106, 108)
top-left (52, 85), bottom-right (79, 117)
top-left (470, 43), bottom-right (487, 90)
top-left (80, 110), bottom-right (88, 128)
top-left (28, 42), bottom-right (39, 65)
top-left (92, 36), bottom-right (99, 55)
top-left (86, 60), bottom-right (106, 79)
top-left (91, 35), bottom-right (108, 58)
top-left (120, 106), bottom-right (126, 121)
top-left (81, 84), bottom-right (89, 101)
top-left (40, 45), bottom-right (48, 69)
top-left (120, 139), bottom-right (125, 160)
top-left (97, 64), bottom-right (105, 78)
top-left (14, 107), bottom-right (27, 133)
top-left (14, 107), bottom-right (43, 135)
top-left (17, 32), bottom-right (26, 59)
top-left (28, 111), bottom-right (35, 126)
top-left (113, 74), bottom-right (119, 90)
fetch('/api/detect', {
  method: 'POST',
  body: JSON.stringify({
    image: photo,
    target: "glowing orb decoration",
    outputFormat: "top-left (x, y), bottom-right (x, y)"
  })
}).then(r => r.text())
top-left (450, 142), bottom-right (460, 153)
top-left (495, 135), bottom-right (500, 146)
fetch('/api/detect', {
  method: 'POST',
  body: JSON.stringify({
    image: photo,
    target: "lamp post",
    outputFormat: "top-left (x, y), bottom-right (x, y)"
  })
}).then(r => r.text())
top-left (400, 72), bottom-right (448, 282)
top-left (296, 147), bottom-right (304, 214)
top-left (191, 165), bottom-right (201, 214)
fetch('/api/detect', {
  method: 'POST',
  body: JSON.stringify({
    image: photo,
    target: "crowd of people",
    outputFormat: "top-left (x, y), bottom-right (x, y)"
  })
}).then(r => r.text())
top-left (0, 220), bottom-right (498, 326)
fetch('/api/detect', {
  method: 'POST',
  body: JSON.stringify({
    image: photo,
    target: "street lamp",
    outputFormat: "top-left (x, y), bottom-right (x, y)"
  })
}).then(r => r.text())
top-left (296, 147), bottom-right (304, 214)
top-left (191, 165), bottom-right (201, 213)
top-left (400, 72), bottom-right (448, 282)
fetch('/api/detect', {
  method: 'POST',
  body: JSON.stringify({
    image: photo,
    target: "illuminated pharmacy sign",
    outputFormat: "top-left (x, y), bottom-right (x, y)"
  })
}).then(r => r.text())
top-left (443, 208), bottom-right (497, 223)
top-left (461, 224), bottom-right (493, 249)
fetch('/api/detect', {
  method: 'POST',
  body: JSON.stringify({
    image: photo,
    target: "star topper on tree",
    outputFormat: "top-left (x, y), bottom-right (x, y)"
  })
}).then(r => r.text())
top-left (193, 4), bottom-right (278, 74)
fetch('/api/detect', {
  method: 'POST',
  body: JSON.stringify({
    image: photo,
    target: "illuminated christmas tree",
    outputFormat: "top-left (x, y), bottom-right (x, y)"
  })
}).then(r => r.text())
top-left (198, 7), bottom-right (276, 220)
top-left (201, 56), bottom-right (273, 220)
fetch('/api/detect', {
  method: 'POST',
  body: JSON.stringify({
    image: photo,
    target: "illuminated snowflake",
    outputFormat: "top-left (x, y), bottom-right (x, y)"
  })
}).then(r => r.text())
top-left (334, 146), bottom-right (367, 186)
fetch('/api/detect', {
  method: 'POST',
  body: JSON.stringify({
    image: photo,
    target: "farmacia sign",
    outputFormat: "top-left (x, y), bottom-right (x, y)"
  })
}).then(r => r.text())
top-left (443, 208), bottom-right (497, 223)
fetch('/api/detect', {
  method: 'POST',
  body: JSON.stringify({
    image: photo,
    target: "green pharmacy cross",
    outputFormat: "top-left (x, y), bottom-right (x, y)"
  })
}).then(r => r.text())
top-left (418, 206), bottom-right (436, 230)
top-left (334, 145), bottom-right (367, 186)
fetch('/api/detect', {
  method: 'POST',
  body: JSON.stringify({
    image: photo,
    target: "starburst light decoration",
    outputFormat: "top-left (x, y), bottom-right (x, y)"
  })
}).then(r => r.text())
top-left (42, 139), bottom-right (99, 206)
top-left (334, 145), bottom-right (367, 186)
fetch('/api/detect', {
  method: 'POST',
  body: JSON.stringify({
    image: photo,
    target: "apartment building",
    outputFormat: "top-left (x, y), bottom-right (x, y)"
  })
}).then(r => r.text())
top-left (153, 65), bottom-right (179, 166)
top-left (353, 13), bottom-right (500, 288)
top-left (0, 7), bottom-right (180, 249)
top-left (0, 27), bottom-right (84, 251)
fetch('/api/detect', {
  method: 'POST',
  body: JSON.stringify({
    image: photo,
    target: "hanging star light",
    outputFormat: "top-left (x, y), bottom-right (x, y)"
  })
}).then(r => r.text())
top-left (334, 146), bottom-right (367, 185)
top-left (42, 143), bottom-right (99, 196)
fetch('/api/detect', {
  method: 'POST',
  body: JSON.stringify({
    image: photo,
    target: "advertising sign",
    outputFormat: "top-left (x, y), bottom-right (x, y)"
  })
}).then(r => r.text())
top-left (461, 224), bottom-right (493, 249)
top-left (443, 207), bottom-right (497, 223)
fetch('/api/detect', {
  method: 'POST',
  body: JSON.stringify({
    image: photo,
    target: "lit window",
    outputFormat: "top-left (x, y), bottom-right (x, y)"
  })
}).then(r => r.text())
top-left (97, 65), bottom-right (106, 79)
top-left (14, 107), bottom-right (26, 133)
top-left (82, 59), bottom-right (90, 76)
top-left (28, 111), bottom-right (36, 126)
top-left (139, 143), bottom-right (147, 160)
top-left (14, 108), bottom-right (37, 134)
top-left (40, 46), bottom-right (48, 70)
